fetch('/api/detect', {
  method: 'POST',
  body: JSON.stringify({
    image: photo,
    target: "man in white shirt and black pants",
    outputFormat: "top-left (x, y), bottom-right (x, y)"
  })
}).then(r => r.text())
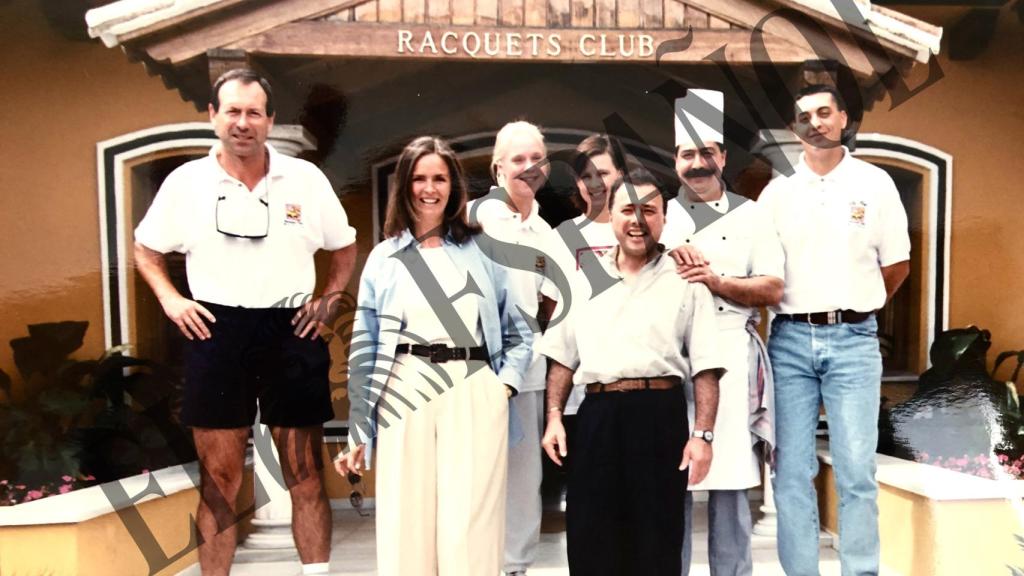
top-left (134, 69), bottom-right (358, 576)
top-left (758, 84), bottom-right (910, 576)
top-left (539, 168), bottom-right (723, 575)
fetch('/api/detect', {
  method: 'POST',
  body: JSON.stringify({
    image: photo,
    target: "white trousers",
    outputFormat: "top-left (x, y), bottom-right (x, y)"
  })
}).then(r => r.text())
top-left (375, 355), bottom-right (509, 576)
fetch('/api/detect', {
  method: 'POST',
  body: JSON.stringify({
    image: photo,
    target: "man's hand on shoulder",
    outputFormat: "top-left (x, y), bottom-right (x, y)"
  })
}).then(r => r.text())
top-left (678, 264), bottom-right (723, 293)
top-left (160, 295), bottom-right (215, 341)
top-left (668, 244), bottom-right (708, 268)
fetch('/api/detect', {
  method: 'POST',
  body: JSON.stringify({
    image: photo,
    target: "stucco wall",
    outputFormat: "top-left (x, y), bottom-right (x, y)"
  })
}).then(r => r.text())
top-left (860, 7), bottom-right (1024, 375)
top-left (0, 0), bottom-right (204, 388)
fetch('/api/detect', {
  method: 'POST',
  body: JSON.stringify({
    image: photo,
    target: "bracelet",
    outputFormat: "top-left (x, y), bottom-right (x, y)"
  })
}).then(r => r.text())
top-left (547, 406), bottom-right (562, 413)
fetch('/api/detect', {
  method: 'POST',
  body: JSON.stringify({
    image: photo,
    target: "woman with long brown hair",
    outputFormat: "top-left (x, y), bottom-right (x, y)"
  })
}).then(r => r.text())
top-left (335, 136), bottom-right (531, 576)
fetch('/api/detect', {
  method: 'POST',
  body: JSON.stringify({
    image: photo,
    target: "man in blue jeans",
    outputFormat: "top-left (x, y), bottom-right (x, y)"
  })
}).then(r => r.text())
top-left (757, 84), bottom-right (910, 575)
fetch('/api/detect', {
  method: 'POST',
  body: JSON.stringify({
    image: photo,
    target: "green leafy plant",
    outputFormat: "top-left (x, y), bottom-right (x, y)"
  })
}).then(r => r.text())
top-left (0, 321), bottom-right (195, 503)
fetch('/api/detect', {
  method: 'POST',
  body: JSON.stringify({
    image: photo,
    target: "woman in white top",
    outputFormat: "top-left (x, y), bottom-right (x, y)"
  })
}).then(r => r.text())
top-left (335, 136), bottom-right (532, 576)
top-left (543, 134), bottom-right (625, 414)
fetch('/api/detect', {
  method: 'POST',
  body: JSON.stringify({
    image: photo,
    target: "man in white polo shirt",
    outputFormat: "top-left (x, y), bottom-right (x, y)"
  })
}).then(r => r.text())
top-left (758, 84), bottom-right (909, 576)
top-left (540, 168), bottom-right (723, 575)
top-left (134, 69), bottom-right (357, 576)
top-left (661, 89), bottom-right (785, 576)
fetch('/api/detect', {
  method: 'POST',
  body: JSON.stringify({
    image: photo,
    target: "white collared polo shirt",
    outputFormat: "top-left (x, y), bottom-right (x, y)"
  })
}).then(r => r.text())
top-left (758, 148), bottom-right (910, 314)
top-left (468, 195), bottom-right (553, 392)
top-left (135, 144), bottom-right (357, 308)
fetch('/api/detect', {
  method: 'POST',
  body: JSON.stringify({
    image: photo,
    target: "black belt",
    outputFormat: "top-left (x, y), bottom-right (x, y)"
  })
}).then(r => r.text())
top-left (395, 343), bottom-right (488, 363)
top-left (776, 310), bottom-right (873, 326)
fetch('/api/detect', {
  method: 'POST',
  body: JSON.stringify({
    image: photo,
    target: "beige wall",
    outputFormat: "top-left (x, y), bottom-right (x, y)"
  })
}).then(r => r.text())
top-left (818, 460), bottom-right (1024, 575)
top-left (860, 7), bottom-right (1024, 377)
top-left (0, 470), bottom-right (254, 575)
top-left (0, 0), bottom-right (204, 388)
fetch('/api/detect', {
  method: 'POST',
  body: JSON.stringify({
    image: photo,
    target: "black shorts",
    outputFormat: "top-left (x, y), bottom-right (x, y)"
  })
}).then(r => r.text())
top-left (182, 301), bottom-right (335, 428)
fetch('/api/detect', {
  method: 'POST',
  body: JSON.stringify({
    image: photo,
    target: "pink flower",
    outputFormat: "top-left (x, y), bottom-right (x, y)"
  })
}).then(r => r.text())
top-left (84, 475), bottom-right (95, 481)
top-left (61, 475), bottom-right (73, 482)
top-left (920, 453), bottom-right (929, 460)
top-left (998, 454), bottom-right (1009, 463)
top-left (58, 484), bottom-right (72, 494)
top-left (141, 469), bottom-right (149, 474)
top-left (26, 490), bottom-right (43, 501)
top-left (15, 485), bottom-right (25, 490)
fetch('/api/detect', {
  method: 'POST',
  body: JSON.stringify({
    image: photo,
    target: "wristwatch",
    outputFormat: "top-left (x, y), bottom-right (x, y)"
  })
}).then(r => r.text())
top-left (692, 429), bottom-right (714, 443)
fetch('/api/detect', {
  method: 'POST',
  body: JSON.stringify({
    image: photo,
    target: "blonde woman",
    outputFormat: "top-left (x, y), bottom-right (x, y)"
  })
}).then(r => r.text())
top-left (469, 120), bottom-right (553, 576)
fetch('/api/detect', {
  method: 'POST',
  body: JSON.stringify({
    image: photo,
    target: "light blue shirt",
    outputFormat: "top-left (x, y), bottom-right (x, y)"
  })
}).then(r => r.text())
top-left (347, 229), bottom-right (533, 463)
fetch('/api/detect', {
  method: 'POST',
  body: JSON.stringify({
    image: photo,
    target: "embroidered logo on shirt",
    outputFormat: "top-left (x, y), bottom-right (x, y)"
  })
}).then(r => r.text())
top-left (849, 201), bottom-right (867, 227)
top-left (575, 246), bottom-right (613, 270)
top-left (284, 203), bottom-right (303, 225)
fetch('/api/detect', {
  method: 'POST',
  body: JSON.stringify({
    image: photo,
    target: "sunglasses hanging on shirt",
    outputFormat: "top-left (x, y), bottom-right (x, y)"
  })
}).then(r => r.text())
top-left (216, 179), bottom-right (270, 239)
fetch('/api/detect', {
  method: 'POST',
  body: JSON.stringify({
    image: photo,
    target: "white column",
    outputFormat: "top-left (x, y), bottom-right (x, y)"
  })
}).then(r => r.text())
top-left (241, 423), bottom-right (297, 552)
top-left (750, 129), bottom-right (800, 537)
top-left (236, 125), bottom-right (318, 561)
top-left (752, 129), bottom-right (804, 178)
top-left (753, 459), bottom-right (778, 536)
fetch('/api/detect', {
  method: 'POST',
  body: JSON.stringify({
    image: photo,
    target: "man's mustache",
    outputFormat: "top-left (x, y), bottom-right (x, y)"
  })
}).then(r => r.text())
top-left (683, 167), bottom-right (716, 178)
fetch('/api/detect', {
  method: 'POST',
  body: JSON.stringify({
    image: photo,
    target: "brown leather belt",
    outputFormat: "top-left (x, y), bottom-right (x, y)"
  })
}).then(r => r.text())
top-left (776, 310), bottom-right (873, 326)
top-left (585, 376), bottom-right (682, 394)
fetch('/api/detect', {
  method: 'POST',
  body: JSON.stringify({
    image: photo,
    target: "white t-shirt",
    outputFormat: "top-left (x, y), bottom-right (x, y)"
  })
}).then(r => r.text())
top-left (397, 246), bottom-right (484, 347)
top-left (758, 149), bottom-right (910, 314)
top-left (135, 144), bottom-right (357, 308)
top-left (543, 215), bottom-right (618, 315)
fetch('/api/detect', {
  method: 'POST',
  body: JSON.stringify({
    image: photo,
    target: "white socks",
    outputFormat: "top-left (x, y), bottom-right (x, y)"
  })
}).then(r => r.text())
top-left (302, 562), bottom-right (329, 575)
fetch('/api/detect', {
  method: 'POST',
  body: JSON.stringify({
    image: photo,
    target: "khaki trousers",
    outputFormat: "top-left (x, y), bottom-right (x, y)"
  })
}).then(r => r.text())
top-left (375, 355), bottom-right (509, 576)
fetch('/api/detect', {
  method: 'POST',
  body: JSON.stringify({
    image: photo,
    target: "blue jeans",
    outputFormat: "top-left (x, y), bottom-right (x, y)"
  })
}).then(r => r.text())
top-left (768, 316), bottom-right (882, 576)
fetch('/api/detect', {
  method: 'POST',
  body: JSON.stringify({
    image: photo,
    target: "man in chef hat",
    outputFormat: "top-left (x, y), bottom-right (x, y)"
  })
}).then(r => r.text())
top-left (663, 89), bottom-right (786, 576)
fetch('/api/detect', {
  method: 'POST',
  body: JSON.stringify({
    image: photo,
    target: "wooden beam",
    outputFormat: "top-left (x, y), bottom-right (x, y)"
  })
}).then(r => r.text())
top-left (230, 21), bottom-right (816, 63)
top-left (503, 0), bottom-right (526, 26)
top-left (641, 0), bottom-right (663, 29)
top-left (453, 0), bottom-right (476, 24)
top-left (594, 0), bottom-right (615, 27)
top-left (767, 0), bottom-right (920, 60)
top-left (356, 1), bottom-right (380, 22)
top-left (405, 0), bottom-right (427, 23)
top-left (571, 0), bottom-right (595, 28)
top-left (548, 0), bottom-right (572, 28)
top-left (119, 0), bottom-right (251, 44)
top-left (664, 0), bottom-right (686, 29)
top-left (142, 0), bottom-right (371, 64)
top-left (207, 48), bottom-right (251, 87)
top-left (683, 5), bottom-right (708, 28)
top-left (524, 0), bottom-right (547, 27)
top-left (682, 0), bottom-right (910, 77)
top-left (478, 0), bottom-right (499, 25)
top-left (379, 0), bottom-right (402, 22)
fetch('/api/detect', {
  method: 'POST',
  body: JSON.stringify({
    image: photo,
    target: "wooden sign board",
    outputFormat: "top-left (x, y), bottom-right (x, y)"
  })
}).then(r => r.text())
top-left (233, 21), bottom-right (813, 64)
